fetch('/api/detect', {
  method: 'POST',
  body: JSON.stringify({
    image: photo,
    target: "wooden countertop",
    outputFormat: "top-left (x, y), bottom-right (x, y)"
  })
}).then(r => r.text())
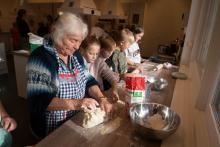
top-left (35, 62), bottom-right (178, 147)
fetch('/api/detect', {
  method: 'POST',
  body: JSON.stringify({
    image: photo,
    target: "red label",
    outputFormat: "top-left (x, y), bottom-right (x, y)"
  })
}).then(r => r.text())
top-left (125, 76), bottom-right (145, 90)
top-left (59, 69), bottom-right (79, 82)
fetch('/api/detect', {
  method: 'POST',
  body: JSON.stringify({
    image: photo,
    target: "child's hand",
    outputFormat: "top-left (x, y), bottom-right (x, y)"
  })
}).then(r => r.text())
top-left (110, 88), bottom-right (119, 102)
top-left (113, 72), bottom-right (120, 80)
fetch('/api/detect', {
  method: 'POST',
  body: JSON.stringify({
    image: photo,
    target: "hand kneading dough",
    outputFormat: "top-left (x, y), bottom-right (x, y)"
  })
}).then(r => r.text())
top-left (82, 107), bottom-right (108, 128)
top-left (82, 101), bottom-right (125, 128)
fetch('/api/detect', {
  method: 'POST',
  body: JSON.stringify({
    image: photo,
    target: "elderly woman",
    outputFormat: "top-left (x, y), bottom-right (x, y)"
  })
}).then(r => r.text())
top-left (26, 12), bottom-right (113, 138)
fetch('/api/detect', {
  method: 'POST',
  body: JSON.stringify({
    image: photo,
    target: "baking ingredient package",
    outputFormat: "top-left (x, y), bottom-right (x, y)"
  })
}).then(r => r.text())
top-left (125, 74), bottom-right (146, 104)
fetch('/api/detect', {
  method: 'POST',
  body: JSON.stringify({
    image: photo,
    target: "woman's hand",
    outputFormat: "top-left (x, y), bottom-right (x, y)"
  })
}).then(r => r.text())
top-left (80, 98), bottom-right (99, 112)
top-left (2, 116), bottom-right (17, 132)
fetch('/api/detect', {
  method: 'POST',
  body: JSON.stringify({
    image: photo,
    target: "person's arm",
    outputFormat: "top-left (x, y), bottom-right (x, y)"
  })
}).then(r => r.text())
top-left (125, 46), bottom-right (135, 66)
top-left (0, 101), bottom-right (17, 132)
top-left (88, 85), bottom-right (113, 114)
top-left (118, 52), bottom-right (128, 74)
top-left (47, 98), bottom-right (81, 110)
top-left (26, 55), bottom-right (56, 114)
top-left (109, 80), bottom-right (119, 102)
top-left (99, 60), bottom-right (119, 101)
top-left (0, 102), bottom-right (9, 118)
top-left (112, 52), bottom-right (119, 73)
top-left (47, 97), bottom-right (99, 112)
top-left (126, 57), bottom-right (136, 66)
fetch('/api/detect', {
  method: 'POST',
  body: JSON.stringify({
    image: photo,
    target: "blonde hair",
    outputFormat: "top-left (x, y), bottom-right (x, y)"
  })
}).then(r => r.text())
top-left (51, 12), bottom-right (88, 47)
top-left (80, 36), bottom-right (100, 51)
top-left (110, 29), bottom-right (134, 46)
top-left (99, 36), bottom-right (116, 51)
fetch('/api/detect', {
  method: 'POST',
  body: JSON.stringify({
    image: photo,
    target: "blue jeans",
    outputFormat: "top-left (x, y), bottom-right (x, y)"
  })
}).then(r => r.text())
top-left (0, 128), bottom-right (12, 147)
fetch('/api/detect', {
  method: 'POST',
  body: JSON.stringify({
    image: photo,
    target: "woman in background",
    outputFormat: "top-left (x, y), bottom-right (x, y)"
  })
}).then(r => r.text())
top-left (16, 9), bottom-right (30, 49)
top-left (125, 26), bottom-right (144, 65)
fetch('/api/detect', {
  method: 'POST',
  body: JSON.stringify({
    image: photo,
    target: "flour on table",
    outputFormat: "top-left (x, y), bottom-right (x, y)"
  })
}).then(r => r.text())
top-left (100, 117), bottom-right (122, 135)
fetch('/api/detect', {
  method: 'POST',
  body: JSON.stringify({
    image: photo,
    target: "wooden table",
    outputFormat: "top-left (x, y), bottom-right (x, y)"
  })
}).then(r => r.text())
top-left (35, 62), bottom-right (177, 147)
top-left (140, 62), bottom-right (178, 107)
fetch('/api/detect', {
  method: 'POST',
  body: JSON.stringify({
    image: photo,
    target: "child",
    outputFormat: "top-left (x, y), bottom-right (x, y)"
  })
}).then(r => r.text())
top-left (106, 29), bottom-right (135, 79)
top-left (125, 26), bottom-right (144, 65)
top-left (80, 36), bottom-right (119, 101)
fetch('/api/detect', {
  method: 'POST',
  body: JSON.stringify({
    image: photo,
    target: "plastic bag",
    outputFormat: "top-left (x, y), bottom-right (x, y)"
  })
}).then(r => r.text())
top-left (28, 33), bottom-right (43, 51)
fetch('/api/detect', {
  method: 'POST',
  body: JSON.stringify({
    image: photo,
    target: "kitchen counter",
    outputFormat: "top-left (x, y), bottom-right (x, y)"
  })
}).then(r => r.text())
top-left (12, 50), bottom-right (30, 98)
top-left (35, 62), bottom-right (177, 147)
top-left (12, 50), bottom-right (30, 57)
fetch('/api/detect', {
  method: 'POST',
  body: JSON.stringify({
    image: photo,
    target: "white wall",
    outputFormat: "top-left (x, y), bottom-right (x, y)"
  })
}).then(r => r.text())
top-left (0, 0), bottom-right (61, 33)
top-left (162, 0), bottom-right (220, 146)
top-left (94, 0), bottom-right (191, 57)
top-left (0, 0), bottom-right (20, 32)
top-left (142, 0), bottom-right (191, 57)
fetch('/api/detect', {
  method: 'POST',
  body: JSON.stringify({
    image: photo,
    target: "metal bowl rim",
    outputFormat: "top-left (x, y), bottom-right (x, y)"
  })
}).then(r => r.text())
top-left (130, 103), bottom-right (181, 132)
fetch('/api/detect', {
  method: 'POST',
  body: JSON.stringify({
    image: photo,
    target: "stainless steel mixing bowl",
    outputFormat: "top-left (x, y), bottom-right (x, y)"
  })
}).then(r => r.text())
top-left (130, 103), bottom-right (181, 140)
top-left (147, 76), bottom-right (168, 91)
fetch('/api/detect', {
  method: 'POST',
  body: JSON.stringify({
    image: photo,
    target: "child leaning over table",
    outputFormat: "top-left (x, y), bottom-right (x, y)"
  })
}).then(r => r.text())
top-left (0, 101), bottom-right (17, 147)
top-left (80, 36), bottom-right (119, 102)
top-left (105, 29), bottom-right (135, 80)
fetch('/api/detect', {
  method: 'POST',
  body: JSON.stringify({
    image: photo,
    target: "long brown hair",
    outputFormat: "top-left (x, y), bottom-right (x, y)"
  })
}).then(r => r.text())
top-left (80, 36), bottom-right (100, 50)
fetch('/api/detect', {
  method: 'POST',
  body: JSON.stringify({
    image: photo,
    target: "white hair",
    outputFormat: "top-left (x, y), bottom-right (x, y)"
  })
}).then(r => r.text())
top-left (51, 12), bottom-right (88, 47)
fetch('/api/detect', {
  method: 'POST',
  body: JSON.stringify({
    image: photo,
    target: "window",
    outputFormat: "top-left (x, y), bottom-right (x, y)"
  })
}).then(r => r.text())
top-left (212, 77), bottom-right (220, 133)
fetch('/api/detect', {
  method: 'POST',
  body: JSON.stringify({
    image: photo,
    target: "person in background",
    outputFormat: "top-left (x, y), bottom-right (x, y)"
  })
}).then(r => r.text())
top-left (106, 29), bottom-right (135, 79)
top-left (37, 22), bottom-right (48, 37)
top-left (80, 36), bottom-right (119, 102)
top-left (37, 15), bottom-right (54, 37)
top-left (0, 101), bottom-right (17, 147)
top-left (10, 22), bottom-right (20, 50)
top-left (26, 12), bottom-right (113, 138)
top-left (28, 18), bottom-right (37, 34)
top-left (16, 9), bottom-right (30, 49)
top-left (45, 15), bottom-right (54, 34)
top-left (125, 26), bottom-right (144, 65)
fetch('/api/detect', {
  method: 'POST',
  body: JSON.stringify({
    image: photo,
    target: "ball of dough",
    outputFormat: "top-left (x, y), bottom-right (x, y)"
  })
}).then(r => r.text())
top-left (82, 107), bottom-right (108, 128)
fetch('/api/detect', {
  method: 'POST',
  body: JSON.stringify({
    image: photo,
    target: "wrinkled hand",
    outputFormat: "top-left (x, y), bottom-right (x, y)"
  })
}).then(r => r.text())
top-left (80, 98), bottom-right (99, 113)
top-left (2, 116), bottom-right (17, 132)
top-left (99, 99), bottom-right (114, 117)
